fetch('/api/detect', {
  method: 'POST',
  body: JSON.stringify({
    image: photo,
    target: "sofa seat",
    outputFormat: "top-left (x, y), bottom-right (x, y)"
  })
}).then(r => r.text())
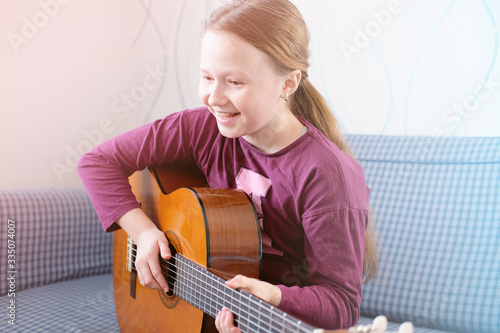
top-left (357, 317), bottom-right (456, 333)
top-left (4, 275), bottom-right (459, 333)
top-left (0, 188), bottom-right (116, 333)
top-left (4, 274), bottom-right (456, 333)
top-left (2, 274), bottom-right (119, 333)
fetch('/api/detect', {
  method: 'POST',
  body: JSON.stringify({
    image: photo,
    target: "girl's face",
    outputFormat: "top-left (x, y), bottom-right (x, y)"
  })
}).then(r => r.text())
top-left (199, 30), bottom-right (298, 152)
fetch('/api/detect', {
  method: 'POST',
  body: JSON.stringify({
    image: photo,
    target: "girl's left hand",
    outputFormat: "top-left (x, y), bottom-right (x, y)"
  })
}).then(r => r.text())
top-left (214, 275), bottom-right (282, 332)
top-left (215, 308), bottom-right (241, 333)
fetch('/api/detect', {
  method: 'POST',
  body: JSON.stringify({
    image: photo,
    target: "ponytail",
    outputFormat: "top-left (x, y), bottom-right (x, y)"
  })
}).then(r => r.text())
top-left (291, 77), bottom-right (378, 282)
top-left (290, 77), bottom-right (352, 156)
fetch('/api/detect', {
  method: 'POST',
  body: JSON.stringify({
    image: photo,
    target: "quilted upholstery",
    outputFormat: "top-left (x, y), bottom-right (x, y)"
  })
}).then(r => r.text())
top-left (0, 188), bottom-right (113, 294)
top-left (347, 135), bottom-right (500, 333)
top-left (5, 274), bottom-right (119, 332)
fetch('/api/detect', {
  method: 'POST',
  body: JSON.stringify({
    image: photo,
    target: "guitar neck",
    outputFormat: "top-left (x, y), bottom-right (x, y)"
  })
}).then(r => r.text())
top-left (172, 254), bottom-right (320, 333)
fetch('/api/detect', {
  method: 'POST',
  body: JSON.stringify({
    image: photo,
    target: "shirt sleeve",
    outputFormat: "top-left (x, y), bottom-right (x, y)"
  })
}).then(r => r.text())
top-left (276, 208), bottom-right (368, 330)
top-left (77, 108), bottom-right (210, 231)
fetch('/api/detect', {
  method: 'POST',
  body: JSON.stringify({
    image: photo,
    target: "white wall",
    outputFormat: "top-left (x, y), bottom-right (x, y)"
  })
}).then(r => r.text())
top-left (1, 0), bottom-right (499, 189)
top-left (296, 0), bottom-right (500, 137)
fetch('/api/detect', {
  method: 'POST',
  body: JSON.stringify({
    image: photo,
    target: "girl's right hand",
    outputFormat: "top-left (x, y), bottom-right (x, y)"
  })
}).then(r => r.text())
top-left (134, 226), bottom-right (171, 292)
top-left (116, 208), bottom-right (171, 292)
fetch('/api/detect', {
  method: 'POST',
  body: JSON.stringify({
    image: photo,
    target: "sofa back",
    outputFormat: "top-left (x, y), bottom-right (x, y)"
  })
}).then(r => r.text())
top-left (347, 135), bottom-right (500, 333)
top-left (0, 188), bottom-right (113, 294)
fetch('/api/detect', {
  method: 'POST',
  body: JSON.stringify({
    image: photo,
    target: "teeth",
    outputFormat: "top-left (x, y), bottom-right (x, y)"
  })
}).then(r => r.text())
top-left (217, 112), bottom-right (237, 119)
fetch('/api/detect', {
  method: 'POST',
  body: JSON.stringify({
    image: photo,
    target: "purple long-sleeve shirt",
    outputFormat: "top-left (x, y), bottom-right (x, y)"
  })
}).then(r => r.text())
top-left (77, 107), bottom-right (369, 329)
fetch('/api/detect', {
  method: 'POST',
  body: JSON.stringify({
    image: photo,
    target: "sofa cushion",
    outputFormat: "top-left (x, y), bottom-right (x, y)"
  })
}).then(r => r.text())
top-left (1, 273), bottom-right (119, 332)
top-left (0, 188), bottom-right (113, 295)
top-left (347, 135), bottom-right (500, 333)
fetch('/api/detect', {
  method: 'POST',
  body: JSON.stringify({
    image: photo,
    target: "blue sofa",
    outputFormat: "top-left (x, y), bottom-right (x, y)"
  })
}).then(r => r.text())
top-left (1, 135), bottom-right (498, 332)
top-left (350, 135), bottom-right (500, 333)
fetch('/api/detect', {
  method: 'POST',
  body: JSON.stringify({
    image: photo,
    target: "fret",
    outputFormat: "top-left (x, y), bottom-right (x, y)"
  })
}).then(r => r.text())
top-left (232, 287), bottom-right (245, 330)
top-left (237, 290), bottom-right (250, 315)
top-left (218, 277), bottom-right (226, 310)
top-left (220, 283), bottom-right (228, 309)
top-left (236, 294), bottom-right (250, 331)
top-left (238, 321), bottom-right (250, 333)
top-left (200, 268), bottom-right (209, 314)
top-left (212, 273), bottom-right (221, 311)
top-left (236, 293), bottom-right (279, 333)
top-left (188, 261), bottom-right (196, 307)
top-left (184, 258), bottom-right (191, 302)
top-left (191, 264), bottom-right (200, 309)
top-left (255, 304), bottom-right (282, 333)
top-left (196, 268), bottom-right (204, 310)
top-left (234, 290), bottom-right (251, 330)
top-left (280, 312), bottom-right (289, 333)
top-left (243, 315), bottom-right (261, 332)
top-left (180, 259), bottom-right (189, 303)
top-left (207, 273), bottom-right (218, 316)
top-left (269, 305), bottom-right (279, 333)
top-left (257, 299), bottom-right (270, 332)
top-left (243, 319), bottom-right (260, 332)
top-left (207, 270), bottom-right (214, 313)
top-left (248, 297), bottom-right (262, 331)
top-left (175, 257), bottom-right (185, 300)
top-left (173, 255), bottom-right (318, 333)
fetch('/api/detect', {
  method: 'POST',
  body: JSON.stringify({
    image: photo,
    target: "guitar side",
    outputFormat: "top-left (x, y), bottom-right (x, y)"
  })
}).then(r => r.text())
top-left (113, 164), bottom-right (261, 333)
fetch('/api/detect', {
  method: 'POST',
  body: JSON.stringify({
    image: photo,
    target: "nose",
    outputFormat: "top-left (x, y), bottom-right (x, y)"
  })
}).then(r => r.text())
top-left (208, 82), bottom-right (228, 107)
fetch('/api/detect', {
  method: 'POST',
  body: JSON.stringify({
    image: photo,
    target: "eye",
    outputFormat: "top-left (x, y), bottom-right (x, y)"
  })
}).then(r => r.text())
top-left (201, 75), bottom-right (214, 82)
top-left (229, 80), bottom-right (242, 86)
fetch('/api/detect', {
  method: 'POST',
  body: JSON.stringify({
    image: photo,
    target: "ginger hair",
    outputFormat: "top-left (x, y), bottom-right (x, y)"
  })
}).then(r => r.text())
top-left (204, 0), bottom-right (377, 282)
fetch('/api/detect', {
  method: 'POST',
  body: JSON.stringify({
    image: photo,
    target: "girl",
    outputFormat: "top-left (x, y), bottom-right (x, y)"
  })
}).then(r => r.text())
top-left (78, 0), bottom-right (377, 331)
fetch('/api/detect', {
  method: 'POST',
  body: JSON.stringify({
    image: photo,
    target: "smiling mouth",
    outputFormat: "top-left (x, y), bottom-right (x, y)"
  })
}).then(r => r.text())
top-left (216, 111), bottom-right (240, 120)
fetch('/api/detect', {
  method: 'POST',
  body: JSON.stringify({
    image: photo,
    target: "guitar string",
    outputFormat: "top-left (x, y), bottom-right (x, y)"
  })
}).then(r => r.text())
top-left (172, 256), bottom-right (319, 333)
top-left (127, 249), bottom-right (315, 333)
top-left (166, 258), bottom-right (295, 333)
top-left (128, 251), bottom-right (313, 333)
top-left (129, 253), bottom-right (305, 333)
top-left (126, 246), bottom-right (395, 333)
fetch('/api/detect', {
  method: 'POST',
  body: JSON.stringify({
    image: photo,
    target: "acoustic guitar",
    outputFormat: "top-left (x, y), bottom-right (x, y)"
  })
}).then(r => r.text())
top-left (113, 164), bottom-right (413, 333)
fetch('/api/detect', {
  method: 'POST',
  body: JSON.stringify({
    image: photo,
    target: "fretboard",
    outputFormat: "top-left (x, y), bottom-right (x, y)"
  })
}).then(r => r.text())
top-left (172, 254), bottom-right (321, 333)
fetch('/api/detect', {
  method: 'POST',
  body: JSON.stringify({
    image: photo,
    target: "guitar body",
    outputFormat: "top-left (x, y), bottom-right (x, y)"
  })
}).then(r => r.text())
top-left (113, 163), bottom-right (261, 333)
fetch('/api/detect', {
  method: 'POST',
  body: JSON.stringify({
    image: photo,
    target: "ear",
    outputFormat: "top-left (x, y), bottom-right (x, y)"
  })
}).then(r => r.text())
top-left (282, 69), bottom-right (302, 96)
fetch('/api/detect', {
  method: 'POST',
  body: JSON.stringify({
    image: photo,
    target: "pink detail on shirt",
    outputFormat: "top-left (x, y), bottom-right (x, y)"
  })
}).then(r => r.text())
top-left (236, 167), bottom-right (283, 256)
